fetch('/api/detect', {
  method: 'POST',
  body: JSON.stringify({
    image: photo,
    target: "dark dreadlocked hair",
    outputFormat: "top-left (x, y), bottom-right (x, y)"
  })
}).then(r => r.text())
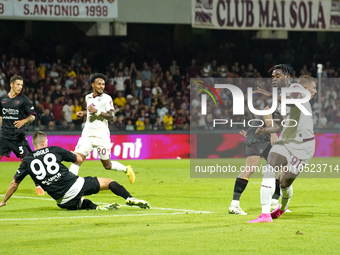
top-left (268, 64), bottom-right (294, 76)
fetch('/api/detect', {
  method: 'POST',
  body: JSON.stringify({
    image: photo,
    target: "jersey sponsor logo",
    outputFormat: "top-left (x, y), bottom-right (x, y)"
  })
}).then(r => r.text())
top-left (15, 100), bottom-right (20, 105)
top-left (2, 108), bottom-right (19, 115)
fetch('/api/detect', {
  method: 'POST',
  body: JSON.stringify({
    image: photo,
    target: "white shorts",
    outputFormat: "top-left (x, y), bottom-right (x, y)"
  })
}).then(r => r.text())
top-left (75, 136), bottom-right (112, 160)
top-left (270, 139), bottom-right (315, 174)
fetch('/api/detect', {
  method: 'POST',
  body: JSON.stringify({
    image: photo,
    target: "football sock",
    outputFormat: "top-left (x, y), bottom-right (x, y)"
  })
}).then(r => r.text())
top-left (272, 178), bottom-right (280, 200)
top-left (281, 185), bottom-right (293, 211)
top-left (110, 161), bottom-right (127, 172)
top-left (231, 178), bottom-right (249, 205)
top-left (82, 199), bottom-right (98, 210)
top-left (109, 181), bottom-right (131, 199)
top-left (261, 164), bottom-right (276, 214)
top-left (69, 163), bottom-right (80, 175)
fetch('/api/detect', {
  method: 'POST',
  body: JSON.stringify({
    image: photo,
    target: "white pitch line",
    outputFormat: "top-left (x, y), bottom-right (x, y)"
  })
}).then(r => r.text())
top-left (0, 212), bottom-right (191, 221)
top-left (0, 195), bottom-right (214, 214)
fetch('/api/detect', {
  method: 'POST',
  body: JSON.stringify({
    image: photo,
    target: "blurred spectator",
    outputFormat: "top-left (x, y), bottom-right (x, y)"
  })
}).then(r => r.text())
top-left (62, 99), bottom-right (73, 124)
top-left (149, 105), bottom-right (158, 125)
top-left (144, 117), bottom-right (152, 130)
top-left (143, 80), bottom-right (152, 108)
top-left (113, 92), bottom-right (127, 107)
top-left (80, 58), bottom-right (91, 74)
top-left (114, 115), bottom-right (126, 131)
top-left (172, 69), bottom-right (182, 92)
top-left (0, 84), bottom-right (7, 97)
top-left (141, 62), bottom-right (152, 81)
top-left (319, 112), bottom-right (328, 128)
top-left (186, 59), bottom-right (200, 82)
top-left (173, 91), bottom-right (184, 110)
top-left (151, 82), bottom-right (162, 98)
top-left (0, 68), bottom-right (6, 87)
top-left (135, 116), bottom-right (145, 131)
top-left (133, 71), bottom-right (143, 99)
top-left (26, 75), bottom-right (40, 93)
top-left (175, 114), bottom-right (184, 130)
top-left (113, 71), bottom-right (129, 96)
top-left (37, 63), bottom-right (46, 80)
top-left (72, 99), bottom-right (83, 126)
top-left (126, 119), bottom-right (135, 131)
top-left (65, 75), bottom-right (75, 94)
top-left (52, 98), bottom-right (63, 127)
top-left (153, 117), bottom-right (164, 130)
top-left (38, 108), bottom-right (55, 130)
top-left (50, 63), bottom-right (60, 83)
top-left (169, 60), bottom-right (179, 75)
top-left (163, 112), bottom-right (173, 130)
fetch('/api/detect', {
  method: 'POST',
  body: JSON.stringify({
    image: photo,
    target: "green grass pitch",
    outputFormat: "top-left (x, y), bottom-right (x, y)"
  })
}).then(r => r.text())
top-left (1, 158), bottom-right (340, 254)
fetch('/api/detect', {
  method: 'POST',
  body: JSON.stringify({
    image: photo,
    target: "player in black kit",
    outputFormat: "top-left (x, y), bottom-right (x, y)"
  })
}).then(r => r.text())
top-left (0, 131), bottom-right (150, 210)
top-left (228, 64), bottom-right (294, 215)
top-left (0, 75), bottom-right (44, 195)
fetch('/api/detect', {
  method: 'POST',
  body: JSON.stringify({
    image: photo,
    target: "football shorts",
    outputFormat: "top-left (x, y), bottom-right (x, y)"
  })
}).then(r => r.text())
top-left (74, 136), bottom-right (112, 160)
top-left (269, 139), bottom-right (315, 174)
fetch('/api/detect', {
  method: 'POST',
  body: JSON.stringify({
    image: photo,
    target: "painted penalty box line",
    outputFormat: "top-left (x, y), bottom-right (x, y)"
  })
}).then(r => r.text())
top-left (0, 195), bottom-right (214, 214)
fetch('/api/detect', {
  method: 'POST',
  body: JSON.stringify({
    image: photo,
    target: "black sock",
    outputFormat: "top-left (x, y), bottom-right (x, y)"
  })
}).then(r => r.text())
top-left (109, 181), bottom-right (132, 200)
top-left (272, 179), bottom-right (280, 200)
top-left (232, 178), bottom-right (248, 200)
top-left (81, 199), bottom-right (98, 210)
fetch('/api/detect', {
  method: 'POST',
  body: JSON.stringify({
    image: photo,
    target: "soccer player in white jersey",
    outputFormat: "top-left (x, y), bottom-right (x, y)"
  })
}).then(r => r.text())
top-left (248, 75), bottom-right (317, 223)
top-left (69, 73), bottom-right (135, 184)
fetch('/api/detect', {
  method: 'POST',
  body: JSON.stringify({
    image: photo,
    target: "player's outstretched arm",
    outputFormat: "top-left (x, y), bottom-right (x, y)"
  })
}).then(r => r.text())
top-left (0, 116), bottom-right (2, 127)
top-left (0, 180), bottom-right (21, 207)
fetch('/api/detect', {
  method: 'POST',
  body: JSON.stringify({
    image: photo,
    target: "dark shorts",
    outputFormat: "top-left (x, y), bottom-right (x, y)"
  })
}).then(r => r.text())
top-left (0, 136), bottom-right (32, 159)
top-left (245, 142), bottom-right (271, 161)
top-left (57, 177), bottom-right (100, 210)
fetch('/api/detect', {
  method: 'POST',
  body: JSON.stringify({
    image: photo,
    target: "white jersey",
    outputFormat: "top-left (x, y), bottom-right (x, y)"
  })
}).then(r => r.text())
top-left (81, 93), bottom-right (114, 138)
top-left (279, 83), bottom-right (314, 142)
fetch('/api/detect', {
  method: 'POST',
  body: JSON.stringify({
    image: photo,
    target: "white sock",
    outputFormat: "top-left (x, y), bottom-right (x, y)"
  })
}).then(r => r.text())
top-left (110, 161), bottom-right (127, 172)
top-left (69, 163), bottom-right (80, 175)
top-left (231, 200), bottom-right (240, 206)
top-left (261, 164), bottom-right (276, 214)
top-left (281, 186), bottom-right (293, 211)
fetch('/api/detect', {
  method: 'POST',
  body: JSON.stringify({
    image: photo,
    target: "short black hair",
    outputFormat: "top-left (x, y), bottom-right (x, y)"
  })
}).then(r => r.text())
top-left (90, 73), bottom-right (107, 84)
top-left (268, 64), bottom-right (294, 76)
top-left (10, 75), bottom-right (23, 84)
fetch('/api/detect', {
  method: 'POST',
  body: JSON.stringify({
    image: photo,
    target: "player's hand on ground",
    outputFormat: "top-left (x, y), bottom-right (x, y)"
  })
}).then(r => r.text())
top-left (86, 105), bottom-right (97, 114)
top-left (76, 111), bottom-right (84, 118)
top-left (270, 133), bottom-right (278, 146)
top-left (253, 87), bottom-right (272, 97)
top-left (0, 202), bottom-right (6, 207)
top-left (13, 119), bottom-right (26, 129)
top-left (239, 130), bottom-right (247, 138)
top-left (255, 127), bottom-right (265, 136)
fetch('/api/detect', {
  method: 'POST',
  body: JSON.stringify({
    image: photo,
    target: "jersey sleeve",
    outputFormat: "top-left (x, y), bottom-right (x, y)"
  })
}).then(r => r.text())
top-left (105, 95), bottom-right (115, 112)
top-left (53, 146), bottom-right (77, 163)
top-left (14, 160), bottom-right (30, 182)
top-left (23, 95), bottom-right (36, 116)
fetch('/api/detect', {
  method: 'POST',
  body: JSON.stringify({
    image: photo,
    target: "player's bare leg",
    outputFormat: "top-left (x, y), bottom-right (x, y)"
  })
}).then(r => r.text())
top-left (101, 159), bottom-right (135, 184)
top-left (97, 177), bottom-right (149, 209)
top-left (229, 155), bottom-right (260, 215)
top-left (248, 152), bottom-right (287, 223)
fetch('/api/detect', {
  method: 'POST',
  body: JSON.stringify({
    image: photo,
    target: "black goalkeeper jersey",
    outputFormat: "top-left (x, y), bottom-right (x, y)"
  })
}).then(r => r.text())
top-left (0, 93), bottom-right (36, 140)
top-left (14, 146), bottom-right (78, 200)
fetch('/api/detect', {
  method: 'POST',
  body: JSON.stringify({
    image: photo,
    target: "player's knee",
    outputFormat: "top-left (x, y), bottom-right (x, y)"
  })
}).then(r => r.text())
top-left (104, 164), bottom-right (111, 170)
top-left (280, 179), bottom-right (290, 189)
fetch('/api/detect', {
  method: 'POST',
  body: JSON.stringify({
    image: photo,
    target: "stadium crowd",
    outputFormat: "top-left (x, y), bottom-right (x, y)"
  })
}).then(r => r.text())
top-left (0, 53), bottom-right (340, 131)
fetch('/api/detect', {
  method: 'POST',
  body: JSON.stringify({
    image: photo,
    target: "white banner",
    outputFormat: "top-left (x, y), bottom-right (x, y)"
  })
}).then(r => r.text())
top-left (192, 0), bottom-right (340, 31)
top-left (0, 0), bottom-right (118, 21)
top-left (0, 0), bottom-right (14, 17)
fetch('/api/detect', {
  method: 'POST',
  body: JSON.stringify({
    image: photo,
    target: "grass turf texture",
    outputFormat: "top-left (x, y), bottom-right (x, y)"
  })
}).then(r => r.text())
top-left (1, 158), bottom-right (340, 254)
